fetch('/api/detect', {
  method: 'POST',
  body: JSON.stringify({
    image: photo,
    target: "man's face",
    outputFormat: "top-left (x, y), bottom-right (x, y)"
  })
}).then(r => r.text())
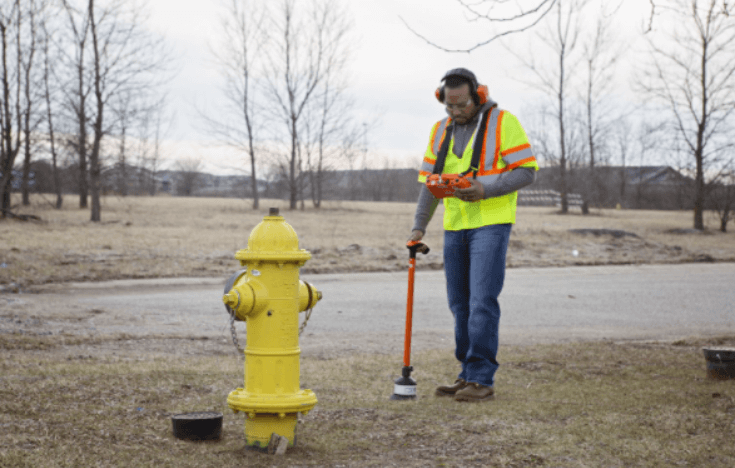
top-left (445, 83), bottom-right (478, 125)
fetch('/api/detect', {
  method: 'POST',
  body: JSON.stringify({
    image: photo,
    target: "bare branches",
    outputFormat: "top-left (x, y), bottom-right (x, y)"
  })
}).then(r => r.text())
top-left (56, 0), bottom-right (170, 220)
top-left (0, 0), bottom-right (40, 217)
top-left (400, 0), bottom-right (699, 52)
top-left (262, 0), bottom-right (354, 209)
top-left (203, 0), bottom-right (269, 208)
top-left (637, 0), bottom-right (735, 229)
top-left (399, 0), bottom-right (557, 52)
top-left (646, 0), bottom-right (657, 32)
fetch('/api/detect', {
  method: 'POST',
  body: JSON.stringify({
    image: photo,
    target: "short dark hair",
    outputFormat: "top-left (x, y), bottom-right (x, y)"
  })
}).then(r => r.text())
top-left (443, 75), bottom-right (473, 90)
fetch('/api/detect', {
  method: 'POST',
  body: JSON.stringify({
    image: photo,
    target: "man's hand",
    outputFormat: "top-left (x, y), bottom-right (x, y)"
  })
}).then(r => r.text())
top-left (408, 229), bottom-right (423, 243)
top-left (454, 177), bottom-right (484, 202)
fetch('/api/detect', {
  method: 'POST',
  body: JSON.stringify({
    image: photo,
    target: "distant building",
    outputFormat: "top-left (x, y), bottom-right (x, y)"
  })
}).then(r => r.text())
top-left (523, 165), bottom-right (695, 210)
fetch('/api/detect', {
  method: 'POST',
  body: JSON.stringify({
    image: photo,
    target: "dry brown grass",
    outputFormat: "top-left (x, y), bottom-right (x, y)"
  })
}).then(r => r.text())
top-left (2, 195), bottom-right (735, 467)
top-left (2, 194), bottom-right (734, 290)
top-left (1, 334), bottom-right (734, 467)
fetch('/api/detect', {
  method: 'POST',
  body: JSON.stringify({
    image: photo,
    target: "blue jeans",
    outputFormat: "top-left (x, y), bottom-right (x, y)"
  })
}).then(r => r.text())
top-left (443, 223), bottom-right (512, 387)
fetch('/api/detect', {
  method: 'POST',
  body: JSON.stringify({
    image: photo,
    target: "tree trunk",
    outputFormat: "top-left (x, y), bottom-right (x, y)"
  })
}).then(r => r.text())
top-left (289, 119), bottom-right (298, 210)
top-left (21, 147), bottom-right (30, 205)
top-left (118, 126), bottom-right (127, 196)
top-left (77, 77), bottom-right (88, 209)
top-left (248, 127), bottom-right (258, 209)
top-left (20, 2), bottom-right (36, 207)
top-left (556, 1), bottom-right (568, 214)
top-left (693, 152), bottom-right (705, 229)
top-left (1, 20), bottom-right (17, 217)
top-left (89, 0), bottom-right (103, 222)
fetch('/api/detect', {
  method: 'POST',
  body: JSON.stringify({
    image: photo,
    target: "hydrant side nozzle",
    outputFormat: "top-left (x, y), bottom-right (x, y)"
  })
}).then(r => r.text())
top-left (224, 282), bottom-right (263, 320)
top-left (299, 280), bottom-right (322, 312)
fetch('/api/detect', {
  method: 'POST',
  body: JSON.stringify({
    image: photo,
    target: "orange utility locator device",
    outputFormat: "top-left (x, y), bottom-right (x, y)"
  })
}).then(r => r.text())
top-left (426, 173), bottom-right (471, 199)
top-left (390, 240), bottom-right (430, 400)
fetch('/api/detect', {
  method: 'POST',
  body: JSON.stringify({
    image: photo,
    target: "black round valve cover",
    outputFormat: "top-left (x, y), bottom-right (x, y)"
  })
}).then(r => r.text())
top-left (171, 412), bottom-right (223, 441)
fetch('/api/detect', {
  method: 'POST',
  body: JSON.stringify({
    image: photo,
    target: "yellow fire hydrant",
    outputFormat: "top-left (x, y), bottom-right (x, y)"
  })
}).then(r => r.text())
top-left (223, 207), bottom-right (322, 450)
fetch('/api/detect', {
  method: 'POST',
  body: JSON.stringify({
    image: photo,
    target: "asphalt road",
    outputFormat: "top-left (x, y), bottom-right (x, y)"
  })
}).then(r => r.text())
top-left (7, 263), bottom-right (734, 356)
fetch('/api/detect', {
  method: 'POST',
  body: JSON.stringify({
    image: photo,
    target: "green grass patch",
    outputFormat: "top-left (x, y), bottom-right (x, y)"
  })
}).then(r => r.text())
top-left (1, 338), bottom-right (734, 467)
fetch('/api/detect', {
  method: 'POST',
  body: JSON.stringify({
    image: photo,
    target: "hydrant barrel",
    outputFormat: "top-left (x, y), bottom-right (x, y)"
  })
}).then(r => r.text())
top-left (224, 208), bottom-right (321, 451)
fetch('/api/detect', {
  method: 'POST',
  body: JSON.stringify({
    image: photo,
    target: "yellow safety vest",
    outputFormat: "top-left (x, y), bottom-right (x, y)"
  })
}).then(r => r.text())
top-left (418, 107), bottom-right (539, 230)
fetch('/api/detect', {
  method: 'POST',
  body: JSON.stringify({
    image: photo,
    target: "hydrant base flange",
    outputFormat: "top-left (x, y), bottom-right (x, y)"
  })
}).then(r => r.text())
top-left (227, 388), bottom-right (317, 415)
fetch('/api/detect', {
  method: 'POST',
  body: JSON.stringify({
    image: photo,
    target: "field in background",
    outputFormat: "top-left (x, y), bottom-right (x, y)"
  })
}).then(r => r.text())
top-left (2, 194), bottom-right (734, 290)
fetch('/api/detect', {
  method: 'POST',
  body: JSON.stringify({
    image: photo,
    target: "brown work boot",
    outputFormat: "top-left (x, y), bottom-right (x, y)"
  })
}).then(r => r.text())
top-left (454, 382), bottom-right (495, 402)
top-left (435, 379), bottom-right (467, 397)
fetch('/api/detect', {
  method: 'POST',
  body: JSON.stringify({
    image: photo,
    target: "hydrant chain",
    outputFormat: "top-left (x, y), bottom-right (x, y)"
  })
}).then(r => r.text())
top-left (299, 308), bottom-right (313, 336)
top-left (229, 310), bottom-right (244, 355)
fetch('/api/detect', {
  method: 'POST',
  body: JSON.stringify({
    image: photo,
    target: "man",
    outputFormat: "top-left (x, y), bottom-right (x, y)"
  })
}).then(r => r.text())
top-left (409, 68), bottom-right (538, 402)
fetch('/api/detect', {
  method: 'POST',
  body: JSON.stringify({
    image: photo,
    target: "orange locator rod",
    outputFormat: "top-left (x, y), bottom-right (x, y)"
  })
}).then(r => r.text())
top-left (403, 255), bottom-right (416, 368)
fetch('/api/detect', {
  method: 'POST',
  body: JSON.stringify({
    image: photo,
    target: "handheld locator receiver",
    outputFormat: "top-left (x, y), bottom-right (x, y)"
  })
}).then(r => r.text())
top-left (425, 173), bottom-right (472, 199)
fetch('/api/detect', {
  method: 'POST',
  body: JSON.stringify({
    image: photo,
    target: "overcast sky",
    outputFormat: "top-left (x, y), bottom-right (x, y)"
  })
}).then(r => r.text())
top-left (144, 0), bottom-right (655, 175)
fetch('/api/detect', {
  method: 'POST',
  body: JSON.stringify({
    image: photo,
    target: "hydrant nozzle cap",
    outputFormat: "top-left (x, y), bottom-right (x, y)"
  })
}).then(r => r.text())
top-left (223, 291), bottom-right (238, 308)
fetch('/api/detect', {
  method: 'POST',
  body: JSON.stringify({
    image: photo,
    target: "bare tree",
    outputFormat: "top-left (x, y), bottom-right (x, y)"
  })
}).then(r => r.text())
top-left (632, 121), bottom-right (663, 208)
top-left (175, 157), bottom-right (202, 196)
top-left (709, 162), bottom-right (734, 232)
top-left (611, 116), bottom-right (632, 206)
top-left (60, 0), bottom-right (91, 209)
top-left (61, 0), bottom-right (169, 221)
top-left (109, 89), bottom-right (161, 196)
top-left (263, 0), bottom-right (352, 210)
top-left (580, 2), bottom-right (623, 207)
top-left (19, 0), bottom-right (43, 207)
top-left (0, 4), bottom-right (19, 217)
top-left (134, 98), bottom-right (168, 196)
top-left (302, 67), bottom-right (365, 208)
top-left (638, 0), bottom-right (735, 229)
top-left (110, 91), bottom-right (134, 196)
top-left (515, 0), bottom-right (590, 213)
top-left (0, 1), bottom-right (36, 217)
top-left (204, 0), bottom-right (268, 209)
top-left (40, 12), bottom-right (62, 208)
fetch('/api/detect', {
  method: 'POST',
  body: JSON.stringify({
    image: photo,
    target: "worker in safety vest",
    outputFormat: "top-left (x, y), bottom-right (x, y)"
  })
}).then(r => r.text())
top-left (409, 68), bottom-right (538, 402)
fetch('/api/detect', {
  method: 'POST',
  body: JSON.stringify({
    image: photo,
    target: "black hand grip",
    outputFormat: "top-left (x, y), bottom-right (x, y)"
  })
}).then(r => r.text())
top-left (406, 241), bottom-right (430, 258)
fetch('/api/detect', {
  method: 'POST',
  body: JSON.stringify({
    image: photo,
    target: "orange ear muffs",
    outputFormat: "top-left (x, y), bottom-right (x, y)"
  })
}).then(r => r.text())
top-left (476, 84), bottom-right (489, 105)
top-left (435, 84), bottom-right (489, 105)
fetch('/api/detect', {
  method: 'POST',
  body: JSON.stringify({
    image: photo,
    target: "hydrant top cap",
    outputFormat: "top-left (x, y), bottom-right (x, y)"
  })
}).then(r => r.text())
top-left (235, 212), bottom-right (312, 263)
